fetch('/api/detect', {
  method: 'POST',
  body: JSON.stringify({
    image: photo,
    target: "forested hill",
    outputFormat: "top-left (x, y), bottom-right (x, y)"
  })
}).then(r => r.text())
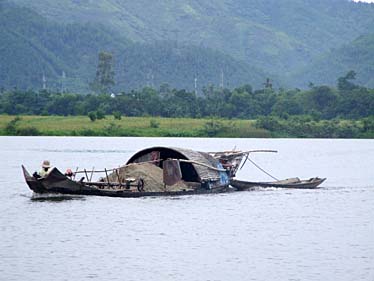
top-left (290, 33), bottom-right (374, 87)
top-left (9, 0), bottom-right (374, 83)
top-left (0, 3), bottom-right (129, 92)
top-left (1, 0), bottom-right (374, 92)
top-left (0, 3), bottom-right (268, 93)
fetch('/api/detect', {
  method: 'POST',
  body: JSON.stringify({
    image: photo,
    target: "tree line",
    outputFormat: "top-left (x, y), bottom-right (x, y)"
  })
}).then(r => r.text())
top-left (0, 71), bottom-right (373, 121)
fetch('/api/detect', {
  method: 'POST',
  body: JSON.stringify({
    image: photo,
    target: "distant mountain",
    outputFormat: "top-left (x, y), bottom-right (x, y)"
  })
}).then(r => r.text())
top-left (0, 3), bottom-right (130, 92)
top-left (290, 34), bottom-right (374, 87)
top-left (0, 3), bottom-right (269, 92)
top-left (9, 0), bottom-right (374, 76)
top-left (117, 42), bottom-right (268, 91)
top-left (1, 0), bottom-right (374, 92)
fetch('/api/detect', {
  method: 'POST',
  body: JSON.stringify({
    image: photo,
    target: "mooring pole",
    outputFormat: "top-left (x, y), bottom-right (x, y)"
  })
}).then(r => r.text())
top-left (115, 169), bottom-right (121, 189)
top-left (89, 167), bottom-right (94, 182)
top-left (104, 168), bottom-right (111, 188)
top-left (84, 169), bottom-right (89, 183)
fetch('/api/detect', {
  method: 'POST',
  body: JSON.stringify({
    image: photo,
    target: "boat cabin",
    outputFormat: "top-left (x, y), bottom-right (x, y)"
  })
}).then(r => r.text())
top-left (126, 146), bottom-right (229, 189)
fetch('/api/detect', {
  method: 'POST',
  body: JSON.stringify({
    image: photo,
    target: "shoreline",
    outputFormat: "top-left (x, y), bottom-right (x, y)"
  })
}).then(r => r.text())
top-left (0, 115), bottom-right (372, 139)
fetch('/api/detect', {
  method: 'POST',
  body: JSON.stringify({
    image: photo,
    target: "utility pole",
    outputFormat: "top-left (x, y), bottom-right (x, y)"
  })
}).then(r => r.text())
top-left (146, 70), bottom-right (154, 88)
top-left (220, 68), bottom-right (224, 88)
top-left (171, 29), bottom-right (179, 49)
top-left (61, 71), bottom-right (66, 93)
top-left (263, 78), bottom-right (272, 90)
top-left (194, 77), bottom-right (198, 96)
top-left (42, 73), bottom-right (47, 90)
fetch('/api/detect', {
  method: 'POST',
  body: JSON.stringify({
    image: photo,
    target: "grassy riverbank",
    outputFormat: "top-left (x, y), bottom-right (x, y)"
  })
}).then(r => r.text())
top-left (0, 115), bottom-right (270, 137)
top-left (1, 115), bottom-right (372, 138)
top-left (255, 116), bottom-right (374, 138)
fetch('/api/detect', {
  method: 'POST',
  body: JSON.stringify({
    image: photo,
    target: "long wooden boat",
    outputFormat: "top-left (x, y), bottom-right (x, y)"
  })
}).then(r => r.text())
top-left (22, 165), bottom-right (233, 198)
top-left (22, 146), bottom-right (236, 198)
top-left (230, 177), bottom-right (326, 190)
top-left (22, 146), bottom-right (326, 197)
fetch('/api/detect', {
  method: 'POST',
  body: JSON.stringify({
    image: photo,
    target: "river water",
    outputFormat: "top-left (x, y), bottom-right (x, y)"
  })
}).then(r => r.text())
top-left (0, 137), bottom-right (373, 281)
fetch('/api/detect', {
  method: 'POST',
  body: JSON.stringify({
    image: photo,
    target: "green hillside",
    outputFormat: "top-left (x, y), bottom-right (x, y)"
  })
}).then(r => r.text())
top-left (0, 3), bottom-right (130, 92)
top-left (1, 0), bottom-right (374, 91)
top-left (290, 34), bottom-right (374, 87)
top-left (117, 42), bottom-right (268, 91)
top-left (10, 0), bottom-right (374, 76)
top-left (0, 3), bottom-right (269, 92)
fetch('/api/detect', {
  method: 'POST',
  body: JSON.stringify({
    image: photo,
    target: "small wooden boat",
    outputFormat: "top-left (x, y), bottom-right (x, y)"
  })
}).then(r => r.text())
top-left (230, 177), bottom-right (326, 190)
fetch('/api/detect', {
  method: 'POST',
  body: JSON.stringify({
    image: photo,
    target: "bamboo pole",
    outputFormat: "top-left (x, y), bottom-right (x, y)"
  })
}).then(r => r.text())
top-left (89, 166), bottom-right (94, 182)
top-left (175, 159), bottom-right (226, 172)
top-left (73, 159), bottom-right (163, 175)
top-left (210, 149), bottom-right (278, 157)
top-left (240, 150), bottom-right (278, 170)
top-left (82, 181), bottom-right (136, 187)
top-left (104, 168), bottom-right (110, 187)
top-left (73, 167), bottom-right (79, 180)
top-left (74, 168), bottom-right (117, 174)
top-left (84, 169), bottom-right (89, 183)
top-left (115, 169), bottom-right (121, 188)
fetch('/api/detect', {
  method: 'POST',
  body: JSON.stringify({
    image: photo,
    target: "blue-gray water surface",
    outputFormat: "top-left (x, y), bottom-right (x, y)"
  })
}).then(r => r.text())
top-left (0, 137), bottom-right (373, 281)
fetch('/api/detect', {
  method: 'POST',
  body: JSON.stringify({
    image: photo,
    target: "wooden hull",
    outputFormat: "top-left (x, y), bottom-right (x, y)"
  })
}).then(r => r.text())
top-left (22, 166), bottom-right (231, 198)
top-left (22, 166), bottom-right (326, 197)
top-left (230, 177), bottom-right (326, 190)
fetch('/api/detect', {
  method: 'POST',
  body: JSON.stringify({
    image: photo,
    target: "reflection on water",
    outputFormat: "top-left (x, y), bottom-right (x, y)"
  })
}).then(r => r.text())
top-left (0, 137), bottom-right (373, 281)
top-left (30, 193), bottom-right (86, 202)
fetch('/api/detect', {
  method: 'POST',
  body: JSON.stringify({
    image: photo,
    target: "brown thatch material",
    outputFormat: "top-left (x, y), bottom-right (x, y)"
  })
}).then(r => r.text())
top-left (107, 162), bottom-right (190, 192)
top-left (126, 146), bottom-right (222, 182)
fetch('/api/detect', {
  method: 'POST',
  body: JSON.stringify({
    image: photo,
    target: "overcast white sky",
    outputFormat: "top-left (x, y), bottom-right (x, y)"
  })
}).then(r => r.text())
top-left (352, 0), bottom-right (374, 2)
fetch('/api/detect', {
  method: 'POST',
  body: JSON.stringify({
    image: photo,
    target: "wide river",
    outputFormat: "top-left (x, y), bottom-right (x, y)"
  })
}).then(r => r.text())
top-left (0, 137), bottom-right (373, 281)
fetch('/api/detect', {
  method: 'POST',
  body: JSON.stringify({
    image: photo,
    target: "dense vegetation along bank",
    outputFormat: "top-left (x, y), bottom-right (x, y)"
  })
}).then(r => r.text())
top-left (0, 115), bottom-right (269, 138)
top-left (1, 71), bottom-right (373, 120)
top-left (1, 115), bottom-right (373, 138)
top-left (0, 73), bottom-right (373, 138)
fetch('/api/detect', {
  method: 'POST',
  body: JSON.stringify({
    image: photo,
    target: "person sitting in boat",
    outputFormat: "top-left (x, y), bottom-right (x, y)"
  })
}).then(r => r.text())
top-left (33, 160), bottom-right (53, 178)
top-left (65, 168), bottom-right (74, 178)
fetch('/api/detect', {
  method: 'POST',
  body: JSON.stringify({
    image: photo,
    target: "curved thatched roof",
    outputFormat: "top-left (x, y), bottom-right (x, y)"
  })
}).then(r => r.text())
top-left (126, 146), bottom-right (222, 182)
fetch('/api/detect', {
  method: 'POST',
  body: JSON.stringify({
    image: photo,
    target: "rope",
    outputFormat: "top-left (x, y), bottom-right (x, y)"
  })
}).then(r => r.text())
top-left (247, 157), bottom-right (279, 181)
top-left (240, 150), bottom-right (277, 170)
